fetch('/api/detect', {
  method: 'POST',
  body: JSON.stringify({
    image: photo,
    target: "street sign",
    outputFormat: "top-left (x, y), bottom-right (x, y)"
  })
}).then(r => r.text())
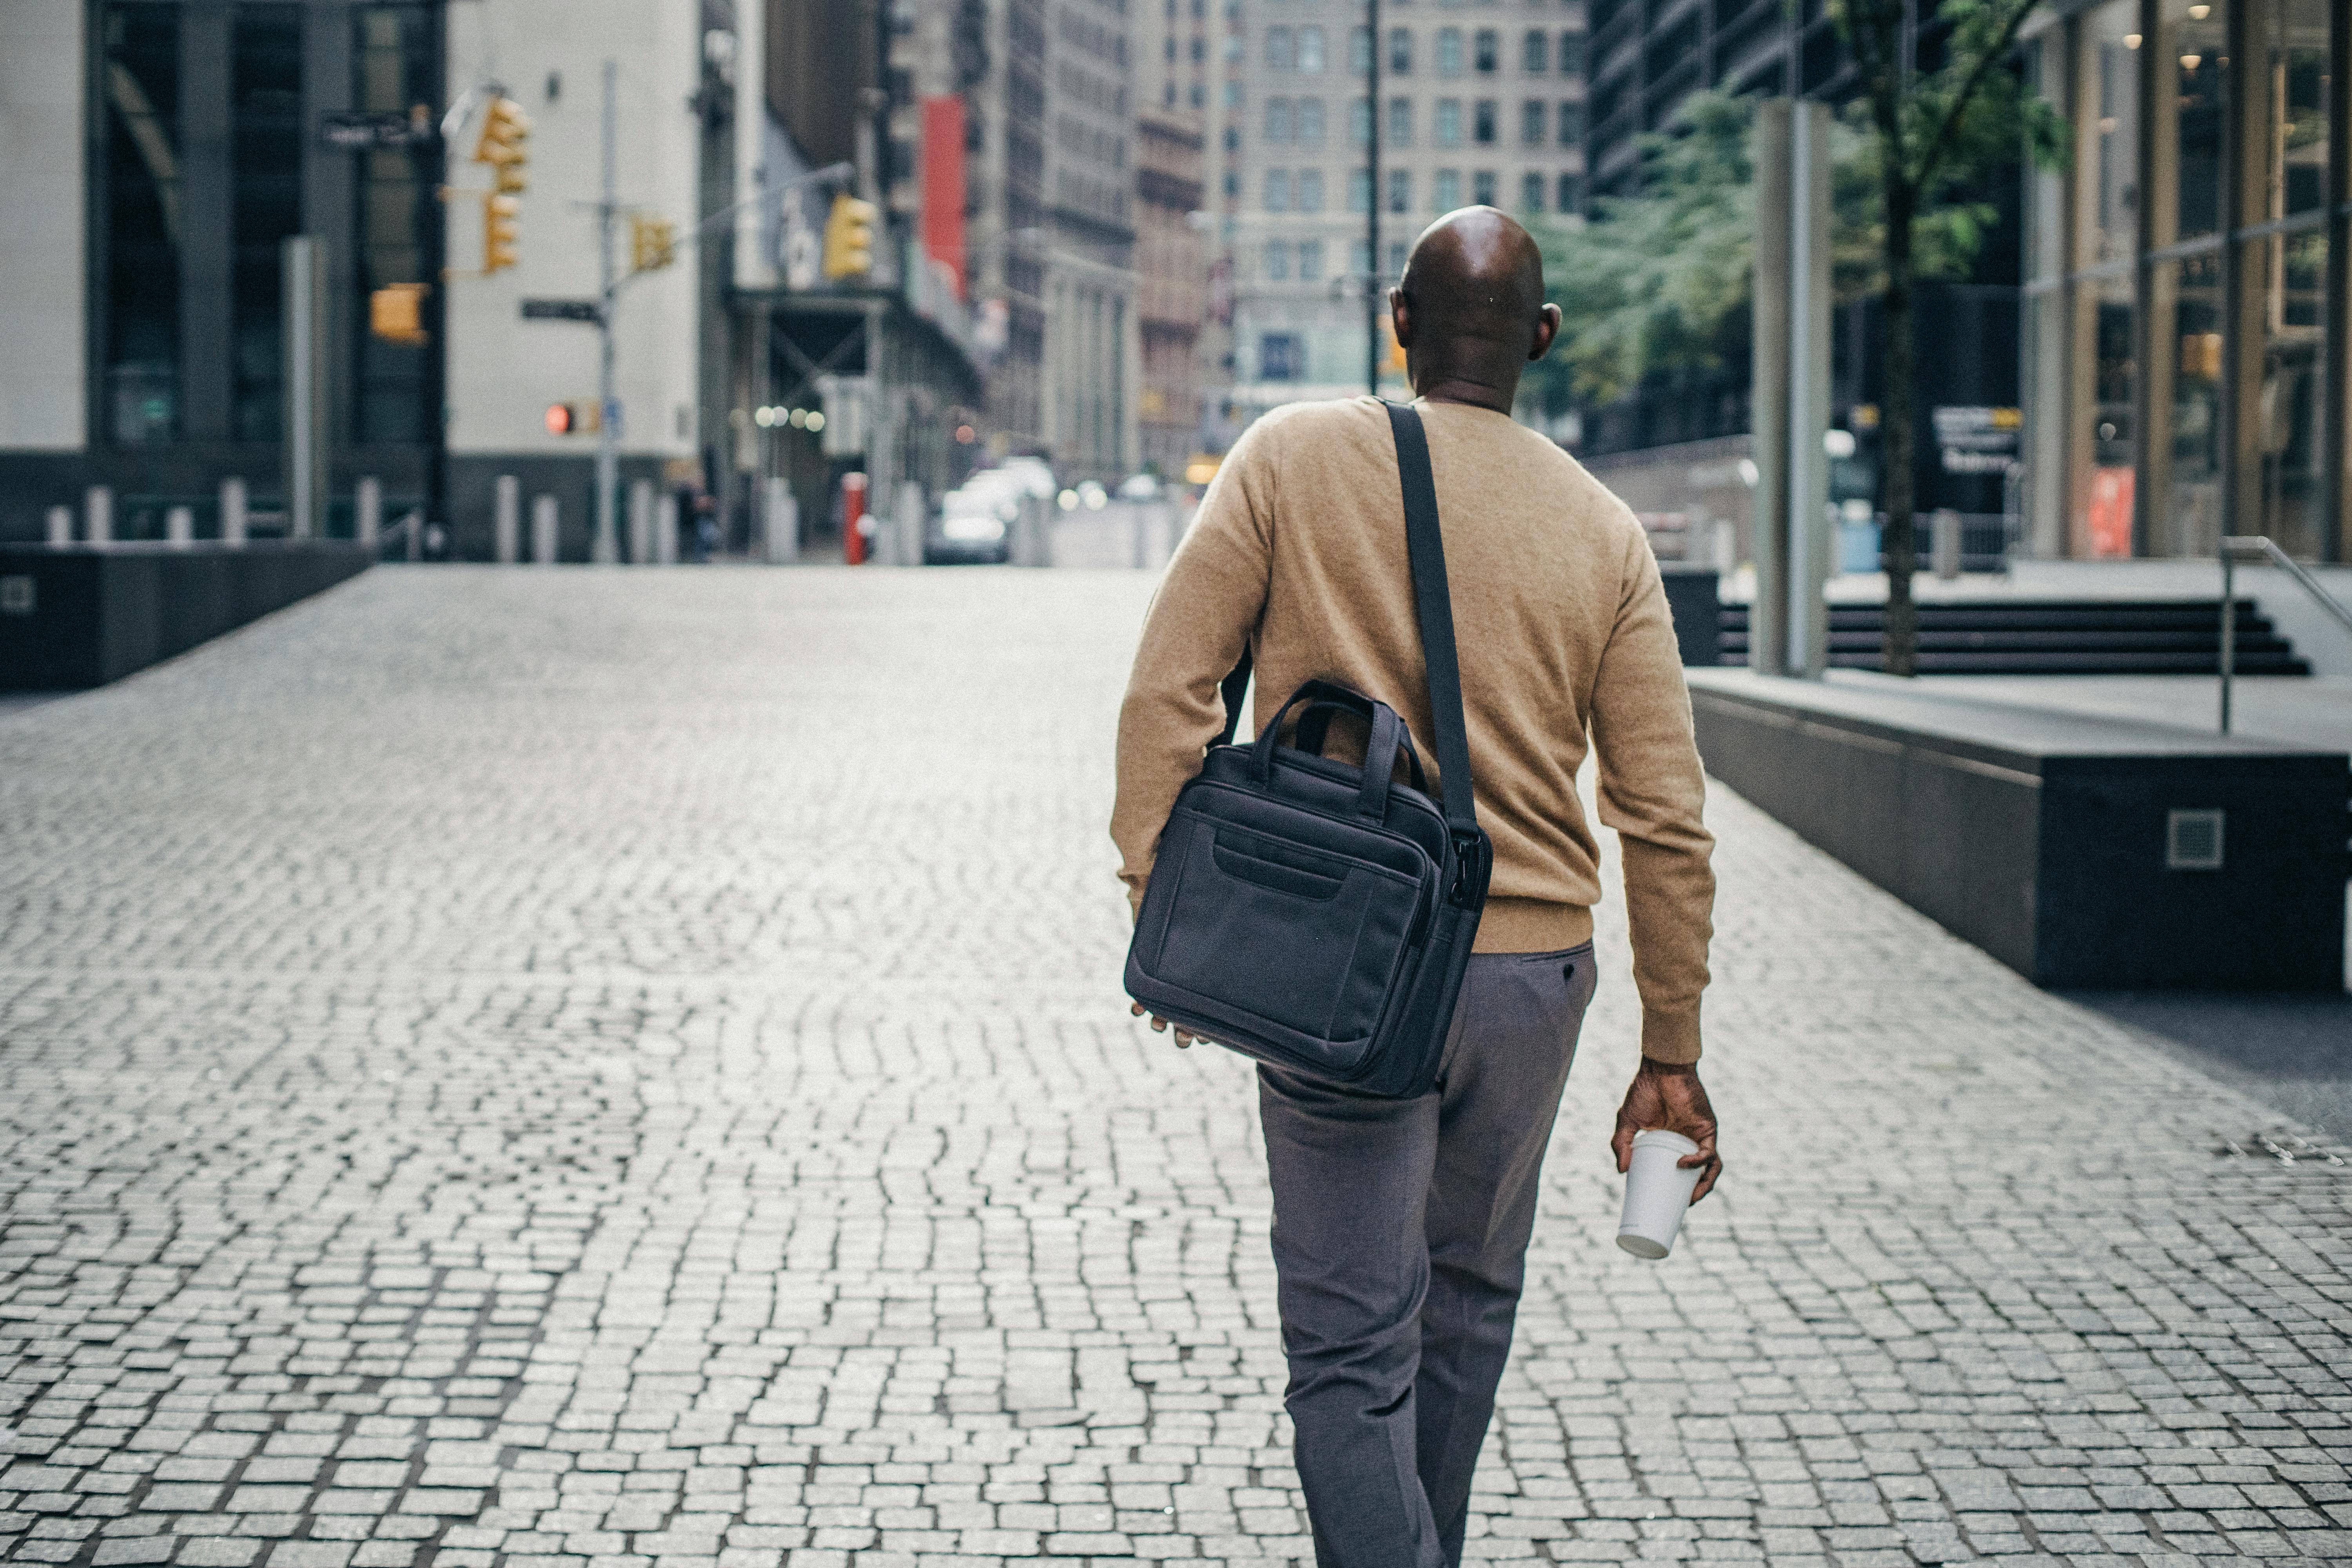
top-left (319, 111), bottom-right (433, 149)
top-left (520, 299), bottom-right (603, 323)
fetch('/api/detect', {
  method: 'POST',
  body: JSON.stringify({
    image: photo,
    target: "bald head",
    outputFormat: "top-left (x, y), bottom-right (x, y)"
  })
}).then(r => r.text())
top-left (1391, 207), bottom-right (1559, 413)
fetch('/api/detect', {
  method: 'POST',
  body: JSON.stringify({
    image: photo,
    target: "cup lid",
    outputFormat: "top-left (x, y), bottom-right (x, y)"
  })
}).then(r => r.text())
top-left (1630, 1128), bottom-right (1700, 1156)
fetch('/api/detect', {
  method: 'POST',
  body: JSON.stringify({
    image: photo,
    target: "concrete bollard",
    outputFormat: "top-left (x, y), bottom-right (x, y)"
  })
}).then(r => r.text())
top-left (85, 485), bottom-right (112, 544)
top-left (166, 505), bottom-right (194, 546)
top-left (356, 475), bottom-right (381, 548)
top-left (629, 477), bottom-right (655, 564)
top-left (401, 510), bottom-right (424, 563)
top-left (1932, 508), bottom-right (1962, 581)
top-left (531, 494), bottom-right (558, 564)
top-left (45, 506), bottom-right (71, 546)
top-left (764, 478), bottom-right (799, 564)
top-left (655, 492), bottom-right (679, 564)
top-left (494, 475), bottom-right (521, 565)
top-left (896, 482), bottom-right (926, 568)
top-left (220, 477), bottom-right (248, 546)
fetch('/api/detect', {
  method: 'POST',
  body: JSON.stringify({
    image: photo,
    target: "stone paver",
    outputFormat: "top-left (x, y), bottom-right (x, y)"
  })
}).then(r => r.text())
top-left (2, 565), bottom-right (2347, 1568)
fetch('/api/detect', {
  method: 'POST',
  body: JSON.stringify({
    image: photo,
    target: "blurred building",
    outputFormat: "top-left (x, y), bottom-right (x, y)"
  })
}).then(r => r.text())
top-left (1133, 113), bottom-right (1209, 477)
top-left (2017, 0), bottom-right (2344, 563)
top-left (0, 0), bottom-right (989, 557)
top-left (930, 0), bottom-right (1140, 484)
top-left (1208, 0), bottom-right (1593, 429)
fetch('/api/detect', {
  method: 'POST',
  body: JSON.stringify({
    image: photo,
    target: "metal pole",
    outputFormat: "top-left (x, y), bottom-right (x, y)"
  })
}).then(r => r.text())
top-left (2218, 547), bottom-right (2236, 734)
top-left (1367, 0), bottom-right (1381, 395)
top-left (593, 59), bottom-right (621, 565)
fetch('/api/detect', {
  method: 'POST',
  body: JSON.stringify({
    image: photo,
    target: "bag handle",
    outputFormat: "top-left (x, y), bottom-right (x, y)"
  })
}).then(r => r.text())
top-left (1250, 680), bottom-right (1410, 821)
top-left (1384, 402), bottom-right (1488, 906)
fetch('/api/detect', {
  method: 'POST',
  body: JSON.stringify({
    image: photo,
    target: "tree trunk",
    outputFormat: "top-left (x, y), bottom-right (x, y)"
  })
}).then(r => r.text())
top-left (1880, 179), bottom-right (1919, 677)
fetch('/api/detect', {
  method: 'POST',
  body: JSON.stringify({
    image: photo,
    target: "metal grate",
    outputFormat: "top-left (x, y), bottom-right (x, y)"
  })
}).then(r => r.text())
top-left (2166, 808), bottom-right (2225, 871)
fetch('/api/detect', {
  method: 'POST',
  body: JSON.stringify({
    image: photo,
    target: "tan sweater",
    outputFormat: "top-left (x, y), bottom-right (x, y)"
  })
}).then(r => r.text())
top-left (1110, 396), bottom-right (1717, 1063)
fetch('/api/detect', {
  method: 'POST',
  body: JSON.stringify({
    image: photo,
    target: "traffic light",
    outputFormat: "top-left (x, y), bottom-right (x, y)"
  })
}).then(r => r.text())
top-left (545, 401), bottom-right (600, 435)
top-left (822, 192), bottom-right (878, 281)
top-left (474, 95), bottom-right (530, 194)
top-left (483, 192), bottom-right (521, 274)
top-left (369, 282), bottom-right (428, 345)
top-left (630, 215), bottom-right (677, 273)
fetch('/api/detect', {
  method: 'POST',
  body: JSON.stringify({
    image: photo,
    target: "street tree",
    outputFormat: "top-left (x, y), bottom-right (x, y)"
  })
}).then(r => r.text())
top-left (1828, 0), bottom-right (2065, 673)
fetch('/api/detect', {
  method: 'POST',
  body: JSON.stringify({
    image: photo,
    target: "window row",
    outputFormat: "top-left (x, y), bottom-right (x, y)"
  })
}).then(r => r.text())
top-left (1374, 27), bottom-right (1588, 77)
top-left (1261, 96), bottom-right (1585, 149)
top-left (1261, 167), bottom-right (1584, 216)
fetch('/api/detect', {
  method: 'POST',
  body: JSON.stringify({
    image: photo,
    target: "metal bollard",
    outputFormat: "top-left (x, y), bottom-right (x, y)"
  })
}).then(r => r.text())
top-left (220, 477), bottom-right (247, 546)
top-left (45, 506), bottom-right (71, 547)
top-left (629, 477), bottom-right (655, 564)
top-left (1932, 508), bottom-right (1962, 581)
top-left (494, 475), bottom-right (521, 564)
top-left (356, 475), bottom-right (381, 548)
top-left (655, 492), bottom-right (679, 565)
top-left (764, 478), bottom-right (799, 564)
top-left (402, 510), bottom-right (424, 563)
top-left (166, 505), bottom-right (194, 546)
top-left (85, 485), bottom-right (113, 544)
top-left (531, 494), bottom-right (558, 564)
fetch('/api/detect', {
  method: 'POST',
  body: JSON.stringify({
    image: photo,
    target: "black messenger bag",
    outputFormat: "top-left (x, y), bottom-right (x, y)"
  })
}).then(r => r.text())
top-left (1122, 402), bottom-right (1492, 1098)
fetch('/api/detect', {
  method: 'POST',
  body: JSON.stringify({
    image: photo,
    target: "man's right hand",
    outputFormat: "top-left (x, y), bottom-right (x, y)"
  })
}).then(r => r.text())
top-left (1131, 1002), bottom-right (1198, 1048)
top-left (1610, 1058), bottom-right (1722, 1202)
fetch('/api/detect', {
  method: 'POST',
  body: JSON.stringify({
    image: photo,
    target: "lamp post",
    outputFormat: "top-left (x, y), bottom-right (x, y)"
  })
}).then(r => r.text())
top-left (1366, 0), bottom-right (1382, 396)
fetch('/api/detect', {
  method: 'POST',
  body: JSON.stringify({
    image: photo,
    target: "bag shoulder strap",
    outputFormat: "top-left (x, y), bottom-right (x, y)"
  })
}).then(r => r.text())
top-left (1382, 402), bottom-right (1477, 839)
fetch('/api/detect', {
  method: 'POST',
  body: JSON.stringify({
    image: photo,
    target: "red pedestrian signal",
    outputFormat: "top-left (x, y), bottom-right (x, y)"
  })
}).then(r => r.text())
top-left (546, 402), bottom-right (576, 435)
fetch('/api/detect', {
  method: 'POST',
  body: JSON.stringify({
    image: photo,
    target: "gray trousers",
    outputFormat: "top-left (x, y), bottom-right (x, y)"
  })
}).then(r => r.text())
top-left (1258, 944), bottom-right (1597, 1568)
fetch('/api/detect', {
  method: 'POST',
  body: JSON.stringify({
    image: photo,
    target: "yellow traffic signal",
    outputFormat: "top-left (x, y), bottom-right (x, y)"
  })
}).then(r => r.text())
top-left (369, 282), bottom-right (429, 345)
top-left (474, 95), bottom-right (530, 193)
top-left (822, 192), bottom-right (878, 280)
top-left (630, 215), bottom-right (677, 273)
top-left (483, 192), bottom-right (520, 273)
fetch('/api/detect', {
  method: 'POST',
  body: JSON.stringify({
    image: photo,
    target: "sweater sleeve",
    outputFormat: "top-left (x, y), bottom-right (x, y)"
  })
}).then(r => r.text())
top-left (1586, 524), bottom-right (1717, 1063)
top-left (1109, 428), bottom-right (1278, 916)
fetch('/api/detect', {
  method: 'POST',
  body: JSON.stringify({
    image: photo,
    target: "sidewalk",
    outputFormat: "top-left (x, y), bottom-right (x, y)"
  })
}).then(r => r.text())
top-left (0, 567), bottom-right (2345, 1568)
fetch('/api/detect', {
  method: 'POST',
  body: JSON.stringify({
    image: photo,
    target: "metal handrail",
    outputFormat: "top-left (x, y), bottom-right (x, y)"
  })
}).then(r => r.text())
top-left (2219, 535), bottom-right (2352, 734)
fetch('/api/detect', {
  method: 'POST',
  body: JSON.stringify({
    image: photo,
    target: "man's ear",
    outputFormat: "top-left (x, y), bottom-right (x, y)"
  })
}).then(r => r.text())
top-left (1528, 302), bottom-right (1562, 362)
top-left (1390, 287), bottom-right (1414, 350)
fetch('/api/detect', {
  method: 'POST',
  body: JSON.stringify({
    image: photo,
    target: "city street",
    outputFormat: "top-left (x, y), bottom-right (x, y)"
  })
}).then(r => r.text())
top-left (2, 567), bottom-right (2348, 1568)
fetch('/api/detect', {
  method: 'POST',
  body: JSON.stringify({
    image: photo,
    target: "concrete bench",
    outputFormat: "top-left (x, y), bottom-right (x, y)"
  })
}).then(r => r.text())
top-left (0, 541), bottom-right (371, 691)
top-left (1686, 668), bottom-right (2350, 991)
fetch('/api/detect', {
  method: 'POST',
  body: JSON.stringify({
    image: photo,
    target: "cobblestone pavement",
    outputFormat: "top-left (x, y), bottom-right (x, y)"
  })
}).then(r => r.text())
top-left (2, 567), bottom-right (2347, 1568)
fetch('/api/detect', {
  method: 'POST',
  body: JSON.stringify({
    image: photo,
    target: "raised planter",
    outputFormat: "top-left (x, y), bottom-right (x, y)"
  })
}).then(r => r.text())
top-left (1686, 668), bottom-right (2350, 991)
top-left (0, 541), bottom-right (371, 691)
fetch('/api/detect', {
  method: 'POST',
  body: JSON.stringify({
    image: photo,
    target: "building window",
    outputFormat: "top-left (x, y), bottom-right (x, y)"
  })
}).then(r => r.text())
top-left (1350, 25), bottom-right (1372, 74)
top-left (1434, 168), bottom-right (1461, 211)
top-left (1225, 79), bottom-right (1241, 108)
top-left (1474, 29), bottom-right (1498, 73)
top-left (1298, 239), bottom-right (1325, 282)
top-left (232, 4), bottom-right (306, 443)
top-left (1557, 100), bottom-right (1584, 145)
top-left (1350, 96), bottom-right (1371, 147)
top-left (1523, 29), bottom-right (1548, 73)
top-left (1521, 99), bottom-right (1545, 146)
top-left (1521, 171), bottom-right (1545, 212)
top-left (1387, 239), bottom-right (1408, 275)
top-left (1389, 27), bottom-right (1413, 74)
top-left (1350, 167), bottom-right (1373, 212)
top-left (1298, 169), bottom-right (1325, 212)
top-left (1266, 96), bottom-right (1293, 141)
top-left (1191, 83), bottom-right (1205, 107)
top-left (1556, 172), bottom-right (1581, 213)
top-left (1225, 124), bottom-right (1241, 151)
top-left (1436, 27), bottom-right (1463, 76)
top-left (1352, 238), bottom-right (1373, 278)
top-left (102, 1), bottom-right (182, 446)
top-left (1265, 169), bottom-right (1292, 211)
top-left (1472, 169), bottom-right (1496, 205)
top-left (1387, 96), bottom-right (1413, 147)
top-left (1474, 100), bottom-right (1496, 144)
top-left (1261, 332), bottom-right (1303, 379)
top-left (1298, 25), bottom-right (1325, 73)
top-left (1297, 96), bottom-right (1325, 145)
top-left (1435, 98), bottom-right (1463, 146)
top-left (1559, 31), bottom-right (1587, 77)
top-left (1263, 241), bottom-right (1291, 282)
top-left (1223, 169), bottom-right (1238, 197)
top-left (1387, 168), bottom-right (1412, 212)
top-left (1266, 26), bottom-right (1294, 70)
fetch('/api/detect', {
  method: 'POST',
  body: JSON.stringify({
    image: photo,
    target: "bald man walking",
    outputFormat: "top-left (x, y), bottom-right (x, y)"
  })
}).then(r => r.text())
top-left (1111, 209), bottom-right (1720, 1568)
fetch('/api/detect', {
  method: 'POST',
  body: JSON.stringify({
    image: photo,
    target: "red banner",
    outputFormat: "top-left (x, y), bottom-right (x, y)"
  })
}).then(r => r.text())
top-left (920, 96), bottom-right (967, 300)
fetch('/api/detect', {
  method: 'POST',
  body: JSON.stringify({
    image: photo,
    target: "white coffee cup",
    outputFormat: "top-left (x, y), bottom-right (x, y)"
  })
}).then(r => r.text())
top-left (1617, 1128), bottom-right (1703, 1259)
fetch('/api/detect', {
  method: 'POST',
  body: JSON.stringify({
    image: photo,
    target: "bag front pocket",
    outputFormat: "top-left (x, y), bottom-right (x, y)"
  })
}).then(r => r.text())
top-left (1151, 818), bottom-right (1425, 1044)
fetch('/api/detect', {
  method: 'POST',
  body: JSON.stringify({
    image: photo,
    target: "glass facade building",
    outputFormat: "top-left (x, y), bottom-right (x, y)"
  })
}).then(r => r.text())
top-left (2022, 0), bottom-right (2347, 563)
